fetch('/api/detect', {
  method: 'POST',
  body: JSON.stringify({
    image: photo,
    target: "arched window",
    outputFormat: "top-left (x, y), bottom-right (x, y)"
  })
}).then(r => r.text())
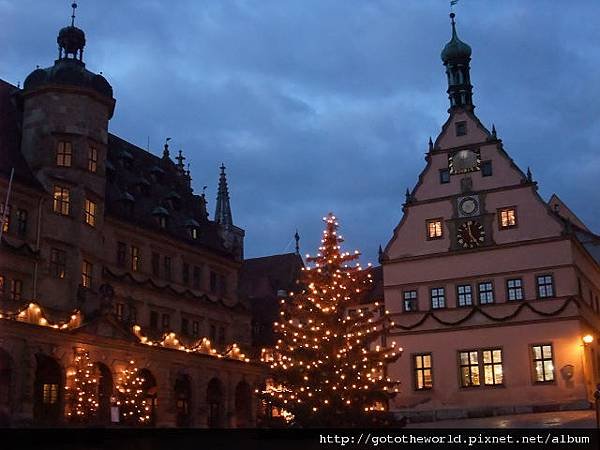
top-left (234, 381), bottom-right (252, 428)
top-left (33, 354), bottom-right (63, 424)
top-left (206, 378), bottom-right (224, 428)
top-left (174, 375), bottom-right (192, 427)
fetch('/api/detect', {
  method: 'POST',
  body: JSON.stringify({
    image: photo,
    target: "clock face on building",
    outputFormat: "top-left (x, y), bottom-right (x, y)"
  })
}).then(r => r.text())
top-left (449, 149), bottom-right (481, 174)
top-left (458, 196), bottom-right (479, 216)
top-left (456, 220), bottom-right (485, 249)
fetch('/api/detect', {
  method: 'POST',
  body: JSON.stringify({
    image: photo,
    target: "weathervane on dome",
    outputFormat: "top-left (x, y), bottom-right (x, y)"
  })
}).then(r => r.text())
top-left (71, 2), bottom-right (77, 27)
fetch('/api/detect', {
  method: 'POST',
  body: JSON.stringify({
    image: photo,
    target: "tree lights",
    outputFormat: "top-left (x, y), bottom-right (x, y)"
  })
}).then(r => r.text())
top-left (66, 348), bottom-right (99, 421)
top-left (116, 360), bottom-right (152, 425)
top-left (261, 213), bottom-right (402, 427)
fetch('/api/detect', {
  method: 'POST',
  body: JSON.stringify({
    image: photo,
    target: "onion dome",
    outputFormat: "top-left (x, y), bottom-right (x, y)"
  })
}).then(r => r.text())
top-left (441, 13), bottom-right (472, 63)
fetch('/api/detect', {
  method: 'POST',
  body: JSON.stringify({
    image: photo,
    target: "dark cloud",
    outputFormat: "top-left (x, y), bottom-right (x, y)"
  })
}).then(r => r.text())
top-left (1, 0), bottom-right (598, 262)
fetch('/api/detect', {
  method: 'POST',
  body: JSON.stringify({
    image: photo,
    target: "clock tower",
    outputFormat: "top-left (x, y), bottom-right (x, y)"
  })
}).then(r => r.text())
top-left (382, 13), bottom-right (600, 422)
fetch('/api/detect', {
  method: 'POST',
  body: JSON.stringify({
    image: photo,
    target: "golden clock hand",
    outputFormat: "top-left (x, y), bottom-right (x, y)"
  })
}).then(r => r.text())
top-left (467, 224), bottom-right (476, 242)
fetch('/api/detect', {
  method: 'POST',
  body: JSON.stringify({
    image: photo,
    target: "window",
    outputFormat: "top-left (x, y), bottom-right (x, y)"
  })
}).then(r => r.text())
top-left (192, 266), bottom-right (201, 289)
top-left (532, 344), bottom-right (555, 383)
top-left (151, 252), bottom-right (160, 277)
top-left (129, 305), bottom-right (137, 323)
top-left (150, 311), bottom-right (158, 329)
top-left (426, 219), bottom-right (443, 239)
top-left (498, 207), bottom-right (517, 229)
top-left (162, 313), bottom-right (170, 330)
top-left (16, 209), bottom-right (27, 236)
top-left (481, 160), bottom-right (493, 177)
top-left (56, 141), bottom-right (72, 167)
top-left (115, 303), bottom-right (125, 321)
top-left (192, 320), bottom-right (200, 338)
top-left (131, 246), bottom-right (141, 272)
top-left (43, 383), bottom-right (59, 404)
top-left (182, 263), bottom-right (190, 285)
top-left (439, 169), bottom-right (450, 184)
top-left (507, 278), bottom-right (524, 301)
top-left (53, 186), bottom-right (70, 216)
top-left (88, 147), bottom-right (98, 173)
top-left (218, 274), bottom-right (227, 296)
top-left (403, 290), bottom-right (418, 312)
top-left (455, 121), bottom-right (467, 136)
top-left (117, 242), bottom-right (126, 267)
top-left (210, 324), bottom-right (216, 342)
top-left (460, 349), bottom-right (503, 387)
top-left (50, 248), bottom-right (66, 279)
top-left (164, 256), bottom-right (172, 281)
top-left (181, 318), bottom-right (189, 335)
top-left (81, 260), bottom-right (92, 288)
top-left (0, 275), bottom-right (4, 295)
top-left (84, 199), bottom-right (97, 227)
top-left (430, 287), bottom-right (445, 309)
top-left (0, 204), bottom-right (9, 233)
top-left (478, 282), bottom-right (494, 304)
top-left (210, 271), bottom-right (217, 293)
top-left (218, 326), bottom-right (225, 344)
top-left (414, 353), bottom-right (433, 390)
top-left (158, 215), bottom-right (167, 229)
top-left (190, 227), bottom-right (199, 240)
top-left (537, 275), bottom-right (554, 298)
top-left (9, 279), bottom-right (22, 301)
top-left (457, 284), bottom-right (473, 307)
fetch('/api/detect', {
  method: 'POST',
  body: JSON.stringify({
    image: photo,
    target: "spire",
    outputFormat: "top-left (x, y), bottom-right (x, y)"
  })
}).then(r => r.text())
top-left (163, 137), bottom-right (171, 159)
top-left (491, 123), bottom-right (497, 138)
top-left (57, 2), bottom-right (86, 62)
top-left (428, 136), bottom-right (433, 152)
top-left (378, 244), bottom-right (384, 263)
top-left (215, 163), bottom-right (233, 227)
top-left (441, 13), bottom-right (473, 110)
top-left (295, 230), bottom-right (300, 255)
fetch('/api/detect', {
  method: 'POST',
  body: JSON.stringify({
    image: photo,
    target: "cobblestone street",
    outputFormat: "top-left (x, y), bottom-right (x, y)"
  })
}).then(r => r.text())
top-left (407, 410), bottom-right (597, 428)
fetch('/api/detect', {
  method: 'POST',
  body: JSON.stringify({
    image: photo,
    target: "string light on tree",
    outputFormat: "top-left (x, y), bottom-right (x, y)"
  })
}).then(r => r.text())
top-left (116, 360), bottom-right (151, 425)
top-left (261, 213), bottom-right (402, 427)
top-left (66, 348), bottom-right (99, 422)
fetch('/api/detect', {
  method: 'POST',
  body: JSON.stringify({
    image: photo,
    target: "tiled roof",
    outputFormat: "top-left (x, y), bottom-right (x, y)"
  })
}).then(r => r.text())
top-left (239, 252), bottom-right (304, 299)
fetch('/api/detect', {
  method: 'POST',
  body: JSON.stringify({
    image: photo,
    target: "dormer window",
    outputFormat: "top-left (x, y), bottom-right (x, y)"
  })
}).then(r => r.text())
top-left (152, 206), bottom-right (170, 229)
top-left (185, 219), bottom-right (200, 240)
top-left (120, 150), bottom-right (133, 170)
top-left (150, 166), bottom-right (165, 183)
top-left (119, 192), bottom-right (135, 215)
top-left (165, 191), bottom-right (181, 210)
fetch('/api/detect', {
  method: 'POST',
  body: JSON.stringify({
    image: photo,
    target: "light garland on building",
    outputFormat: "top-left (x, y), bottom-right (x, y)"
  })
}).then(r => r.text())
top-left (132, 326), bottom-right (250, 362)
top-left (0, 301), bottom-right (81, 329)
top-left (65, 348), bottom-right (99, 421)
top-left (261, 213), bottom-right (402, 427)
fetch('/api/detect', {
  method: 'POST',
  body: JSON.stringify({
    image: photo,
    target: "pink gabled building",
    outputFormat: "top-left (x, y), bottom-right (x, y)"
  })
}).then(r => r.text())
top-left (382, 13), bottom-right (600, 421)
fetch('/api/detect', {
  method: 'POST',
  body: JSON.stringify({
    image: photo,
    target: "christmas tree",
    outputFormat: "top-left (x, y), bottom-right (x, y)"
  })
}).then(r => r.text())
top-left (263, 213), bottom-right (402, 427)
top-left (116, 360), bottom-right (151, 425)
top-left (66, 349), bottom-right (99, 422)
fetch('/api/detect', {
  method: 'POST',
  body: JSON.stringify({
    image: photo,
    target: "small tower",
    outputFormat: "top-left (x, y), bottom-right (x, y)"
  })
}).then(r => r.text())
top-left (214, 164), bottom-right (245, 259)
top-left (441, 13), bottom-right (473, 110)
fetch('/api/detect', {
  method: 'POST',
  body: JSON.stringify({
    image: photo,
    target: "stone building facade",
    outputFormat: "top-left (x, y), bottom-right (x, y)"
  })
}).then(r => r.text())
top-left (382, 14), bottom-right (600, 422)
top-left (0, 11), bottom-right (262, 427)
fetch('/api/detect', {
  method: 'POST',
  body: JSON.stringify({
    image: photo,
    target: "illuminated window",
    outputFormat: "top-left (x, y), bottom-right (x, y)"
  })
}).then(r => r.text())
top-left (459, 351), bottom-right (480, 387)
top-left (498, 207), bottom-right (517, 229)
top-left (16, 209), bottom-right (27, 236)
top-left (430, 287), bottom-right (445, 309)
top-left (482, 349), bottom-right (503, 385)
top-left (53, 186), bottom-right (70, 216)
top-left (43, 383), bottom-right (59, 404)
top-left (507, 278), bottom-right (523, 301)
top-left (457, 284), bottom-right (472, 307)
top-left (56, 141), bottom-right (72, 167)
top-left (9, 279), bottom-right (22, 301)
top-left (0, 204), bottom-right (10, 233)
top-left (88, 147), bottom-right (98, 173)
top-left (131, 246), bottom-right (141, 272)
top-left (84, 199), bottom-right (97, 227)
top-left (426, 219), bottom-right (443, 239)
top-left (414, 353), bottom-right (433, 390)
top-left (81, 260), bottom-right (92, 288)
top-left (403, 290), bottom-right (418, 312)
top-left (537, 275), bottom-right (554, 298)
top-left (50, 248), bottom-right (66, 279)
top-left (478, 282), bottom-right (494, 304)
top-left (532, 344), bottom-right (554, 383)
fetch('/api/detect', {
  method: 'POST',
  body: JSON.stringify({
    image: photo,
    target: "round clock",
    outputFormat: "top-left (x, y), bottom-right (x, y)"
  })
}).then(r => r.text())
top-left (459, 196), bottom-right (478, 216)
top-left (456, 220), bottom-right (485, 249)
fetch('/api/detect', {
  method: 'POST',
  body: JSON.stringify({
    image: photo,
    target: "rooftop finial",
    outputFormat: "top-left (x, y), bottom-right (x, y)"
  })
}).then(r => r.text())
top-left (295, 230), bottom-right (300, 255)
top-left (71, 2), bottom-right (77, 27)
top-left (176, 149), bottom-right (186, 169)
top-left (163, 137), bottom-right (171, 159)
